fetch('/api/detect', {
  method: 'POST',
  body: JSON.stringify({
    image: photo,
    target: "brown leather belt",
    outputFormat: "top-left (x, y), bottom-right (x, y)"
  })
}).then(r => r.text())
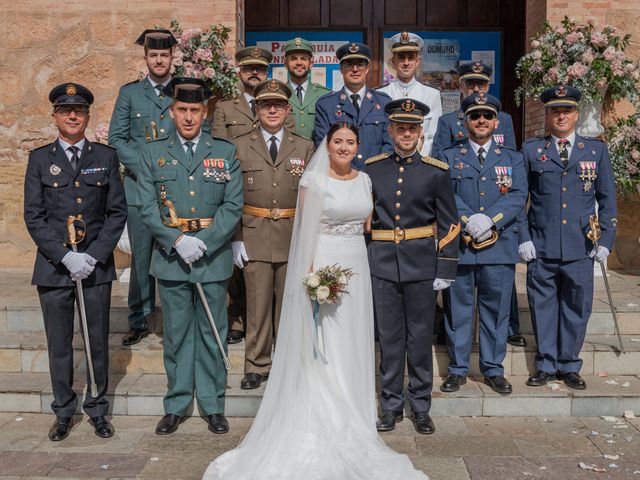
top-left (243, 205), bottom-right (296, 220)
top-left (176, 217), bottom-right (213, 233)
top-left (371, 225), bottom-right (435, 244)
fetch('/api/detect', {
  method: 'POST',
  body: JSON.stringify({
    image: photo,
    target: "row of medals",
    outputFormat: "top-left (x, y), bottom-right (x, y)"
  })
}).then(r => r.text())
top-left (579, 161), bottom-right (597, 192)
top-left (495, 166), bottom-right (513, 194)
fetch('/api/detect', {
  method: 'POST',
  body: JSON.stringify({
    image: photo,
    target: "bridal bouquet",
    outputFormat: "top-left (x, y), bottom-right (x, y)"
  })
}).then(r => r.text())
top-left (303, 265), bottom-right (354, 304)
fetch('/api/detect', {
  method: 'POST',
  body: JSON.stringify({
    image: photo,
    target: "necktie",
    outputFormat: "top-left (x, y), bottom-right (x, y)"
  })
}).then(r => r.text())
top-left (269, 136), bottom-right (278, 163)
top-left (250, 99), bottom-right (256, 117)
top-left (154, 84), bottom-right (164, 97)
top-left (350, 94), bottom-right (360, 114)
top-left (477, 146), bottom-right (485, 165)
top-left (558, 139), bottom-right (569, 168)
top-left (185, 141), bottom-right (194, 167)
top-left (68, 146), bottom-right (80, 170)
top-left (296, 85), bottom-right (303, 103)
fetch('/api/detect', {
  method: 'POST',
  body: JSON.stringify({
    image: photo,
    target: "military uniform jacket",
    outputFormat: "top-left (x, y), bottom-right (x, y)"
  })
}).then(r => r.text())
top-left (366, 151), bottom-right (460, 283)
top-left (438, 142), bottom-right (527, 265)
top-left (233, 127), bottom-right (315, 263)
top-left (432, 109), bottom-right (516, 156)
top-left (377, 80), bottom-right (443, 156)
top-left (288, 81), bottom-right (331, 141)
top-left (108, 77), bottom-right (175, 206)
top-left (24, 140), bottom-right (128, 287)
top-left (519, 135), bottom-right (617, 261)
top-left (314, 87), bottom-right (393, 170)
top-left (136, 133), bottom-right (243, 283)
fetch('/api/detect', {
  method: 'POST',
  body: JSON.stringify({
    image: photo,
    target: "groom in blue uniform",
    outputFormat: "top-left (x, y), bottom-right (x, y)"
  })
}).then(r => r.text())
top-left (367, 98), bottom-right (460, 434)
top-left (314, 42), bottom-right (392, 170)
top-left (520, 86), bottom-right (617, 390)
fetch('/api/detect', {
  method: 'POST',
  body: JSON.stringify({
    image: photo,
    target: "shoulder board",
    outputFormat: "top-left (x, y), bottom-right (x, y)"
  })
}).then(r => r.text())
top-left (286, 130), bottom-right (314, 142)
top-left (90, 142), bottom-right (115, 150)
top-left (123, 79), bottom-right (140, 87)
top-left (30, 142), bottom-right (54, 154)
top-left (210, 136), bottom-right (235, 146)
top-left (581, 136), bottom-right (604, 143)
top-left (524, 136), bottom-right (544, 143)
top-left (373, 89), bottom-right (391, 100)
top-left (365, 152), bottom-right (391, 165)
top-left (422, 157), bottom-right (449, 170)
top-left (312, 82), bottom-right (330, 91)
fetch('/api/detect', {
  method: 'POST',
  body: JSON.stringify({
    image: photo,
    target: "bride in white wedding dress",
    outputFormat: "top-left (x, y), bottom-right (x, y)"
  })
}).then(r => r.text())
top-left (203, 123), bottom-right (428, 480)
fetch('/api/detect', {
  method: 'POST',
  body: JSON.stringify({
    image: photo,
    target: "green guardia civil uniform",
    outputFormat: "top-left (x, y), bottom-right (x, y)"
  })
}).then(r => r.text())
top-left (283, 37), bottom-right (331, 142)
top-left (109, 75), bottom-right (175, 329)
top-left (137, 111), bottom-right (243, 416)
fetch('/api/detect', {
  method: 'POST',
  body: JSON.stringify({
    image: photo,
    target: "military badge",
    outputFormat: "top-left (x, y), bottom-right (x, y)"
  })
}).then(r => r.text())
top-left (556, 85), bottom-right (567, 97)
top-left (289, 157), bottom-right (305, 176)
top-left (400, 31), bottom-right (410, 44)
top-left (248, 177), bottom-right (254, 185)
top-left (540, 154), bottom-right (548, 162)
top-left (339, 93), bottom-right (347, 101)
top-left (49, 164), bottom-right (61, 175)
top-left (494, 148), bottom-right (501, 155)
top-left (579, 161), bottom-right (597, 192)
top-left (172, 159), bottom-right (178, 166)
top-left (294, 37), bottom-right (302, 46)
top-left (537, 147), bottom-right (543, 154)
top-left (401, 99), bottom-right (415, 112)
top-left (475, 93), bottom-right (487, 104)
top-left (203, 159), bottom-right (212, 177)
top-left (207, 158), bottom-right (230, 181)
top-left (366, 91), bottom-right (373, 100)
top-left (158, 157), bottom-right (166, 167)
top-left (455, 161), bottom-right (466, 169)
top-left (267, 80), bottom-right (279, 92)
top-left (493, 134), bottom-right (504, 145)
top-left (578, 142), bottom-right (585, 149)
top-left (460, 148), bottom-right (468, 154)
top-left (495, 166), bottom-right (513, 194)
top-left (471, 62), bottom-right (483, 73)
top-left (66, 84), bottom-right (77, 96)
top-left (251, 48), bottom-right (261, 58)
top-left (375, 103), bottom-right (381, 109)
top-left (348, 43), bottom-right (359, 53)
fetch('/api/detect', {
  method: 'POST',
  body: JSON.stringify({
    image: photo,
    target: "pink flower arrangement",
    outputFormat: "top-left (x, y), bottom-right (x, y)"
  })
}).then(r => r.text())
top-left (608, 112), bottom-right (640, 192)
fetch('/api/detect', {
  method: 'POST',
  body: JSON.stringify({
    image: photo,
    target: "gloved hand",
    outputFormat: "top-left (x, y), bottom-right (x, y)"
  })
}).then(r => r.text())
top-left (518, 241), bottom-right (537, 262)
top-left (174, 235), bottom-right (207, 264)
top-left (433, 278), bottom-right (453, 291)
top-left (474, 229), bottom-right (494, 242)
top-left (62, 251), bottom-right (95, 280)
top-left (232, 241), bottom-right (249, 269)
top-left (83, 253), bottom-right (97, 267)
top-left (590, 245), bottom-right (610, 263)
top-left (466, 213), bottom-right (494, 237)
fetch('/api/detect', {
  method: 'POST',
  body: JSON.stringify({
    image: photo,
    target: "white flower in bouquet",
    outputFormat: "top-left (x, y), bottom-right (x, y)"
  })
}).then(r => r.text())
top-left (316, 285), bottom-right (331, 303)
top-left (305, 273), bottom-right (321, 288)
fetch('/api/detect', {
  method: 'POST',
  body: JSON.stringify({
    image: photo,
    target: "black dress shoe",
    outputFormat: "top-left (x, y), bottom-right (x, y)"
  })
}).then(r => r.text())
top-left (411, 412), bottom-right (435, 435)
top-left (440, 374), bottom-right (466, 392)
top-left (376, 410), bottom-right (403, 432)
top-left (155, 414), bottom-right (184, 435)
top-left (206, 414), bottom-right (229, 434)
top-left (526, 370), bottom-right (557, 386)
top-left (227, 329), bottom-right (244, 345)
top-left (484, 375), bottom-right (513, 394)
top-left (122, 328), bottom-right (149, 346)
top-left (48, 417), bottom-right (72, 441)
top-left (558, 371), bottom-right (587, 390)
top-left (89, 416), bottom-right (114, 438)
top-left (507, 334), bottom-right (527, 347)
top-left (240, 372), bottom-right (268, 390)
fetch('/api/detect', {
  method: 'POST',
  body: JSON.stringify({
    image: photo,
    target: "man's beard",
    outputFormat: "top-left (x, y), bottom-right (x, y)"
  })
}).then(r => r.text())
top-left (289, 68), bottom-right (309, 80)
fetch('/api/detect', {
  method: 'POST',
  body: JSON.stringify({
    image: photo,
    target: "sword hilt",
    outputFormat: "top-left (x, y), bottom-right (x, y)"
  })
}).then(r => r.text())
top-left (587, 214), bottom-right (602, 246)
top-left (66, 215), bottom-right (86, 247)
top-left (161, 199), bottom-right (181, 228)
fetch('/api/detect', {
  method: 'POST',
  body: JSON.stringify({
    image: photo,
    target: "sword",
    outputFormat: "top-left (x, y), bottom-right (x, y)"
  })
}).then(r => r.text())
top-left (66, 216), bottom-right (99, 397)
top-left (587, 215), bottom-right (625, 354)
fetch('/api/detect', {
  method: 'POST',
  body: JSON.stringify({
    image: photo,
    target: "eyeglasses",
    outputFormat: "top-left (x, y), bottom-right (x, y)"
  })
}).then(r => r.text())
top-left (468, 111), bottom-right (496, 121)
top-left (54, 106), bottom-right (89, 117)
top-left (256, 101), bottom-right (288, 112)
top-left (342, 60), bottom-right (369, 70)
top-left (463, 79), bottom-right (489, 89)
top-left (240, 65), bottom-right (268, 74)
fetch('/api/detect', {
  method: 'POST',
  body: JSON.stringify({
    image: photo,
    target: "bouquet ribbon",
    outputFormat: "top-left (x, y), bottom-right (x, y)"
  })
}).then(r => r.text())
top-left (312, 301), bottom-right (328, 365)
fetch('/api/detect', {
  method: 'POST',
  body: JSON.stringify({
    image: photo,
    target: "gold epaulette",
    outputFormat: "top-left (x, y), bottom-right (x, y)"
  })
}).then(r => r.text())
top-left (365, 152), bottom-right (391, 165)
top-left (422, 156), bottom-right (449, 170)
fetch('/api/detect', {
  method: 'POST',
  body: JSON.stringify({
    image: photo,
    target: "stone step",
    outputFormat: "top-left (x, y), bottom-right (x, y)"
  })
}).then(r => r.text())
top-left (1, 371), bottom-right (639, 418)
top-left (2, 332), bottom-right (640, 377)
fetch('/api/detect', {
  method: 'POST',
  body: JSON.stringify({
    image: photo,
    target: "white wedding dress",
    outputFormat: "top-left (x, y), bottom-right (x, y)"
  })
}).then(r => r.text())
top-left (203, 142), bottom-right (428, 480)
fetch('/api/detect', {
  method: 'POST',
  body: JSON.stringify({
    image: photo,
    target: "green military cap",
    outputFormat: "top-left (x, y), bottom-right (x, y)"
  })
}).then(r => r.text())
top-left (284, 37), bottom-right (313, 56)
top-left (235, 47), bottom-right (273, 67)
top-left (135, 29), bottom-right (177, 50)
top-left (254, 79), bottom-right (292, 102)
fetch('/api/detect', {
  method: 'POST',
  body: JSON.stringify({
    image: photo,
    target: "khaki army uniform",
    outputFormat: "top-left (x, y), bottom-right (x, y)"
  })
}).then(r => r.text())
top-left (213, 95), bottom-right (296, 140)
top-left (233, 126), bottom-right (314, 375)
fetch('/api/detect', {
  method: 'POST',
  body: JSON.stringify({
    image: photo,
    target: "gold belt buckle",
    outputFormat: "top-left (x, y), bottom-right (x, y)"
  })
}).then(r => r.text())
top-left (269, 208), bottom-right (281, 220)
top-left (188, 219), bottom-right (201, 231)
top-left (394, 228), bottom-right (405, 244)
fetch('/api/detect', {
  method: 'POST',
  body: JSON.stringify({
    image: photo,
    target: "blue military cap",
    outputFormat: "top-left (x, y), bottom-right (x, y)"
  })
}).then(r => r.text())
top-left (540, 85), bottom-right (582, 108)
top-left (163, 77), bottom-right (212, 103)
top-left (456, 61), bottom-right (492, 82)
top-left (385, 98), bottom-right (429, 124)
top-left (48, 83), bottom-right (94, 107)
top-left (336, 42), bottom-right (372, 63)
top-left (461, 92), bottom-right (501, 115)
top-left (135, 29), bottom-right (177, 50)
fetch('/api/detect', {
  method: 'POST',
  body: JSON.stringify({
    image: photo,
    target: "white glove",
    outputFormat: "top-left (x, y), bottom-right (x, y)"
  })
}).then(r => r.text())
top-left (83, 253), bottom-right (97, 267)
top-left (175, 235), bottom-right (207, 264)
top-left (466, 213), bottom-right (494, 236)
top-left (518, 241), bottom-right (537, 262)
top-left (590, 245), bottom-right (609, 263)
top-left (62, 251), bottom-right (95, 280)
top-left (433, 278), bottom-right (453, 291)
top-left (232, 241), bottom-right (249, 269)
top-left (474, 229), bottom-right (494, 242)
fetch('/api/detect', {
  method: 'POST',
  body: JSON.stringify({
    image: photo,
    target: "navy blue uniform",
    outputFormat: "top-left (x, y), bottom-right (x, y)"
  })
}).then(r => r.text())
top-left (314, 87), bottom-right (392, 170)
top-left (24, 140), bottom-right (127, 417)
top-left (521, 134), bottom-right (617, 374)
top-left (367, 151), bottom-right (459, 413)
top-left (438, 142), bottom-right (527, 377)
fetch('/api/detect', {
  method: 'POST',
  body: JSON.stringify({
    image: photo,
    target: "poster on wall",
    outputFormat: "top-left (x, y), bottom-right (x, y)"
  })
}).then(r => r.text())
top-left (245, 31), bottom-right (365, 91)
top-left (382, 31), bottom-right (502, 114)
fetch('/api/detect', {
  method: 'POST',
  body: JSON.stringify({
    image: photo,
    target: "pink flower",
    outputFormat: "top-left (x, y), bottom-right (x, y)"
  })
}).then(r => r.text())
top-left (548, 67), bottom-right (559, 82)
top-left (567, 62), bottom-right (588, 78)
top-left (591, 31), bottom-right (608, 47)
top-left (531, 40), bottom-right (540, 48)
top-left (194, 48), bottom-right (213, 62)
top-left (203, 67), bottom-right (216, 78)
top-left (566, 32), bottom-right (584, 45)
top-left (172, 57), bottom-right (184, 67)
top-left (173, 49), bottom-right (184, 60)
top-left (555, 39), bottom-right (563, 48)
top-left (603, 46), bottom-right (617, 61)
top-left (183, 61), bottom-right (195, 76)
top-left (532, 50), bottom-right (542, 60)
top-left (93, 123), bottom-right (109, 143)
top-left (582, 48), bottom-right (595, 64)
top-left (631, 150), bottom-right (640, 162)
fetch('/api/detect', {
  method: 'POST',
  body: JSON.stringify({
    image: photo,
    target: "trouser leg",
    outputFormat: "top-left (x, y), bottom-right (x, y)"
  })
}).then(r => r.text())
top-left (227, 267), bottom-right (246, 333)
top-left (243, 261), bottom-right (275, 375)
top-left (508, 282), bottom-right (521, 336)
top-left (127, 205), bottom-right (156, 330)
top-left (443, 265), bottom-right (475, 377)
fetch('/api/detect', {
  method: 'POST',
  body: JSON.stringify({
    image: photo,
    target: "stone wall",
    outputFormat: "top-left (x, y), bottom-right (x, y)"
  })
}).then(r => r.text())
top-left (0, 0), bottom-right (241, 266)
